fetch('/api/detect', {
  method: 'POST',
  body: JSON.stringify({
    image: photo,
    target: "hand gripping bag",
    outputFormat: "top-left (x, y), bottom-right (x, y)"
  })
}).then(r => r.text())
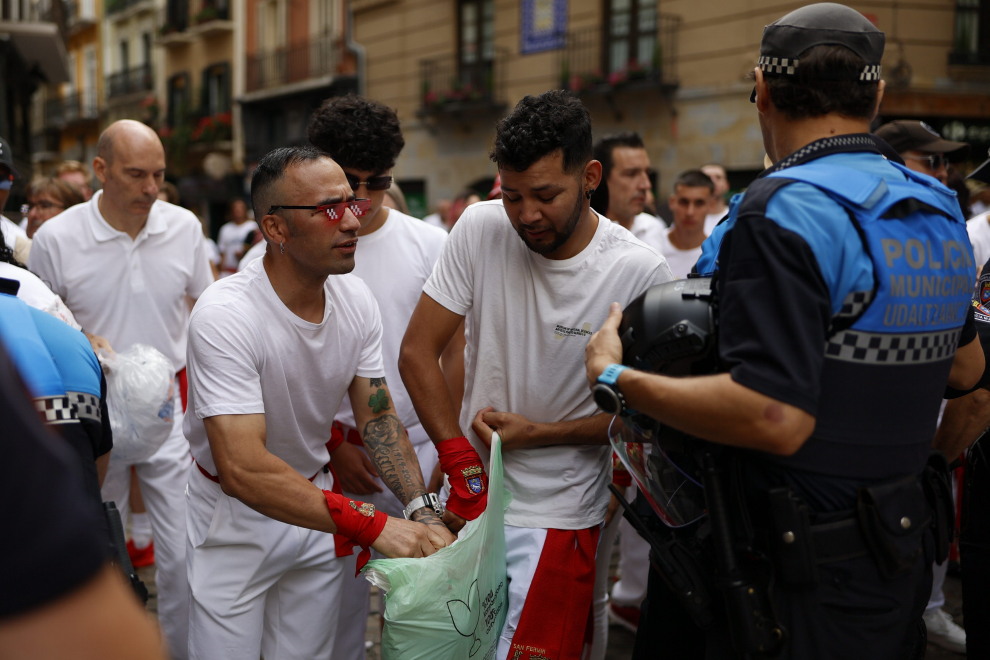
top-left (100, 344), bottom-right (175, 463)
top-left (364, 435), bottom-right (510, 660)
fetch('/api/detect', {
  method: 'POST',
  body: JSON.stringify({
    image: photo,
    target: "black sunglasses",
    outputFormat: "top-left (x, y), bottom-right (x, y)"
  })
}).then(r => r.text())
top-left (345, 173), bottom-right (393, 192)
top-left (905, 154), bottom-right (948, 170)
top-left (267, 199), bottom-right (371, 222)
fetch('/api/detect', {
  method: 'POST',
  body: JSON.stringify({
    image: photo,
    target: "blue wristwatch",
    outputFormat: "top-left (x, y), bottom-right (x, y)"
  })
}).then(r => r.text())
top-left (593, 364), bottom-right (633, 415)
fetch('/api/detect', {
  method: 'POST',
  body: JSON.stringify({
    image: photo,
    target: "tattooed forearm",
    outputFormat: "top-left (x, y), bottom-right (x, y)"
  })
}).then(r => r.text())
top-left (362, 414), bottom-right (426, 506)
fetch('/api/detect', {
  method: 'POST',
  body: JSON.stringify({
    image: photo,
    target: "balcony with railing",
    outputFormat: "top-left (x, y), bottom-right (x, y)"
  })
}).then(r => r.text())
top-left (246, 35), bottom-right (346, 93)
top-left (63, 92), bottom-right (100, 122)
top-left (44, 98), bottom-right (65, 128)
top-left (106, 0), bottom-right (152, 17)
top-left (418, 48), bottom-right (508, 116)
top-left (559, 15), bottom-right (680, 96)
top-left (66, 0), bottom-right (98, 32)
top-left (107, 65), bottom-right (154, 99)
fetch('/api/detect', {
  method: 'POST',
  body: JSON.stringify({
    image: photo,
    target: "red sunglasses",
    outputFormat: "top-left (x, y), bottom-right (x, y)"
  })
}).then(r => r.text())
top-left (268, 199), bottom-right (371, 222)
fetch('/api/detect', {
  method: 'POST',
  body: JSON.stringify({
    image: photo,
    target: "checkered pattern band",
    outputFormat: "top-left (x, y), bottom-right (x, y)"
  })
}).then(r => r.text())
top-left (759, 56), bottom-right (798, 75)
top-left (825, 328), bottom-right (961, 364)
top-left (860, 65), bottom-right (882, 81)
top-left (759, 56), bottom-right (881, 82)
top-left (834, 290), bottom-right (874, 319)
top-left (67, 391), bottom-right (101, 423)
top-left (34, 395), bottom-right (78, 424)
top-left (771, 134), bottom-right (877, 172)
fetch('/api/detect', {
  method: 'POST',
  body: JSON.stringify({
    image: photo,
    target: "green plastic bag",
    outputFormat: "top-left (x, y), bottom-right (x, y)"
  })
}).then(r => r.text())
top-left (364, 435), bottom-right (510, 660)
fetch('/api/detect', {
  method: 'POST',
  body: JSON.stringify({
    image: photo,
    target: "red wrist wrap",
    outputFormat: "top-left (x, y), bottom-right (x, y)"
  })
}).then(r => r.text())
top-left (324, 463), bottom-right (387, 575)
top-left (611, 451), bottom-right (632, 488)
top-left (437, 436), bottom-right (488, 520)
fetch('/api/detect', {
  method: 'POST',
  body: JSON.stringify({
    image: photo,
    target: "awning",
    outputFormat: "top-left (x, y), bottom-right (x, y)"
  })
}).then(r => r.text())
top-left (0, 21), bottom-right (69, 84)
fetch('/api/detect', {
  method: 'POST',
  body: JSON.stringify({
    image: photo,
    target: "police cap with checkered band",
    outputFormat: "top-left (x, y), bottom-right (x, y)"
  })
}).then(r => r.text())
top-left (750, 3), bottom-right (884, 102)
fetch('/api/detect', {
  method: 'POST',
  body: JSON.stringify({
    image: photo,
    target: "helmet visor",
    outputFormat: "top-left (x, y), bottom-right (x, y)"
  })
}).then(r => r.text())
top-left (609, 415), bottom-right (707, 528)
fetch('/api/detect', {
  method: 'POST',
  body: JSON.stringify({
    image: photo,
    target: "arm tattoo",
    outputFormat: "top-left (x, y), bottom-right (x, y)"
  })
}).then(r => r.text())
top-left (368, 388), bottom-right (391, 413)
top-left (370, 376), bottom-right (387, 388)
top-left (362, 414), bottom-right (426, 507)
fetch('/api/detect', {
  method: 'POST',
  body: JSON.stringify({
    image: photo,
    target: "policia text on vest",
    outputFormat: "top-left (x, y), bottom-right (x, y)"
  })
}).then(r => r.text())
top-left (883, 238), bottom-right (973, 328)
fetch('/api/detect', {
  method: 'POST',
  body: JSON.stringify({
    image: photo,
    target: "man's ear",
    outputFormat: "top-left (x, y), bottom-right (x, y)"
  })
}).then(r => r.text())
top-left (261, 213), bottom-right (288, 247)
top-left (871, 80), bottom-right (886, 122)
top-left (92, 157), bottom-right (107, 184)
top-left (753, 68), bottom-right (771, 113)
top-left (584, 159), bottom-right (603, 193)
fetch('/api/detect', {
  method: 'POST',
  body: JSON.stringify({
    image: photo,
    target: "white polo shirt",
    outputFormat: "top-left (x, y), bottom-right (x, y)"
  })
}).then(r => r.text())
top-left (28, 191), bottom-right (215, 372)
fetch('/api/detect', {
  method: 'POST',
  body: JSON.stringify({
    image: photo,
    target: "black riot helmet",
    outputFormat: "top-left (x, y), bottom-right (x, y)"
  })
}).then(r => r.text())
top-left (609, 276), bottom-right (719, 528)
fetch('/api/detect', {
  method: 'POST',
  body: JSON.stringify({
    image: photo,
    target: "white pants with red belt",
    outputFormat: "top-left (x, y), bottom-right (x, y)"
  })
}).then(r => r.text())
top-left (186, 467), bottom-right (344, 660)
top-left (101, 392), bottom-right (191, 660)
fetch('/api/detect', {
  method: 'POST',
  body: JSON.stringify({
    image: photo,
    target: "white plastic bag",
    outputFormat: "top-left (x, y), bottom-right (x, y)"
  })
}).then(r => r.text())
top-left (100, 344), bottom-right (175, 463)
top-left (364, 435), bottom-right (510, 660)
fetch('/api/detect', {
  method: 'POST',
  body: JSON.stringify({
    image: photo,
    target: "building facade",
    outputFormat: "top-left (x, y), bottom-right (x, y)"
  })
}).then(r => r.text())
top-left (352, 0), bottom-right (990, 214)
top-left (238, 0), bottom-right (357, 166)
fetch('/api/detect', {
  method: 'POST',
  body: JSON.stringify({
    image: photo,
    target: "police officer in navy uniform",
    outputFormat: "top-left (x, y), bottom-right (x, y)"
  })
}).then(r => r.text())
top-left (585, 4), bottom-right (985, 658)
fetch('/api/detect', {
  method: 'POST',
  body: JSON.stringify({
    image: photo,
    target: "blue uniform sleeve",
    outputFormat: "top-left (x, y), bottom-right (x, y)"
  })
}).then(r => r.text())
top-left (717, 213), bottom-right (832, 416)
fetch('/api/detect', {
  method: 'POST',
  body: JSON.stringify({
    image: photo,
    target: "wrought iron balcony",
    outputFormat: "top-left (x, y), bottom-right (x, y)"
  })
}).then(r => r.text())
top-left (418, 48), bottom-right (508, 115)
top-left (559, 15), bottom-right (680, 96)
top-left (63, 92), bottom-right (100, 122)
top-left (106, 0), bottom-right (148, 16)
top-left (66, 0), bottom-right (98, 30)
top-left (246, 35), bottom-right (345, 93)
top-left (107, 65), bottom-right (154, 98)
top-left (44, 98), bottom-right (65, 128)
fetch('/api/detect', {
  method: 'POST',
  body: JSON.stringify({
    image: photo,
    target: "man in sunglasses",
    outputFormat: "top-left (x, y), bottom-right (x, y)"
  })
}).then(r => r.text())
top-left (183, 145), bottom-right (453, 659)
top-left (306, 94), bottom-right (459, 658)
top-left (875, 120), bottom-right (969, 185)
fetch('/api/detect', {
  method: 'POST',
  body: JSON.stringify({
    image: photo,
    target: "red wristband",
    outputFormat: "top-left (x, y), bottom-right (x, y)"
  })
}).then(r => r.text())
top-left (611, 451), bottom-right (632, 488)
top-left (437, 436), bottom-right (489, 520)
top-left (323, 479), bottom-right (387, 576)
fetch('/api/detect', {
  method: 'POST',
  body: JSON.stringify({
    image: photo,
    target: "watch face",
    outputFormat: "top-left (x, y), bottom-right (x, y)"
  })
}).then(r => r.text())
top-left (593, 384), bottom-right (620, 414)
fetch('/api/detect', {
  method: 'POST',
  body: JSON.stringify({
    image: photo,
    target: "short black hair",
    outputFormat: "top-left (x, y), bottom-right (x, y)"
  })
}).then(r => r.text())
top-left (490, 90), bottom-right (593, 174)
top-left (590, 132), bottom-right (645, 215)
top-left (307, 94), bottom-right (404, 174)
top-left (761, 44), bottom-right (880, 121)
top-left (250, 146), bottom-right (330, 237)
top-left (673, 170), bottom-right (714, 193)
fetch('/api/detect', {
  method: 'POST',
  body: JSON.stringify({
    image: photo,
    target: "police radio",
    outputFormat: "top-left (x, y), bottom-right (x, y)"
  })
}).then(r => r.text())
top-left (608, 276), bottom-right (787, 658)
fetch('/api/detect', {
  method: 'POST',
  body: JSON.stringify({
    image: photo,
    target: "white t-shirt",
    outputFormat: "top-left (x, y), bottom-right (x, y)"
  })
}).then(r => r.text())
top-left (183, 257), bottom-right (385, 477)
top-left (206, 238), bottom-right (221, 266)
top-left (423, 213), bottom-right (446, 230)
top-left (628, 212), bottom-right (665, 251)
top-left (238, 240), bottom-right (267, 271)
top-left (217, 220), bottom-right (259, 273)
top-left (968, 212), bottom-right (990, 270)
top-left (705, 209), bottom-right (728, 235)
top-left (423, 200), bottom-right (672, 528)
top-left (335, 209), bottom-right (447, 445)
top-left (656, 230), bottom-right (704, 280)
top-left (1, 215), bottom-right (26, 250)
top-left (28, 192), bottom-right (215, 372)
top-left (0, 262), bottom-right (81, 329)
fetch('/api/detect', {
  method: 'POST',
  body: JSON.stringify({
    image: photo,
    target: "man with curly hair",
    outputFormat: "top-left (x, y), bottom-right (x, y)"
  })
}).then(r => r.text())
top-left (400, 90), bottom-right (672, 659)
top-left (307, 94), bottom-right (462, 659)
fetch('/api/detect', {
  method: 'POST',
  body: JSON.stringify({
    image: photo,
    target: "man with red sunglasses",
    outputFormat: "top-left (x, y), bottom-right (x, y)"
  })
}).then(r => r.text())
top-left (307, 94), bottom-right (462, 659)
top-left (183, 146), bottom-right (453, 659)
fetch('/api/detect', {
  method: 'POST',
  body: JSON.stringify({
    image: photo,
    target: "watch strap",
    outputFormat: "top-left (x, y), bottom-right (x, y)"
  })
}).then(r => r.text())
top-left (597, 363), bottom-right (629, 386)
top-left (403, 492), bottom-right (444, 520)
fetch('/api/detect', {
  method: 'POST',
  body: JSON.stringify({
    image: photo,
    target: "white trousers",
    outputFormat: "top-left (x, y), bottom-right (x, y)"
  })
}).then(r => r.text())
top-left (590, 511), bottom-right (623, 660)
top-left (332, 440), bottom-right (440, 660)
top-left (101, 401), bottom-right (191, 660)
top-left (611, 517), bottom-right (650, 607)
top-left (186, 467), bottom-right (344, 660)
top-left (496, 526), bottom-right (550, 660)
